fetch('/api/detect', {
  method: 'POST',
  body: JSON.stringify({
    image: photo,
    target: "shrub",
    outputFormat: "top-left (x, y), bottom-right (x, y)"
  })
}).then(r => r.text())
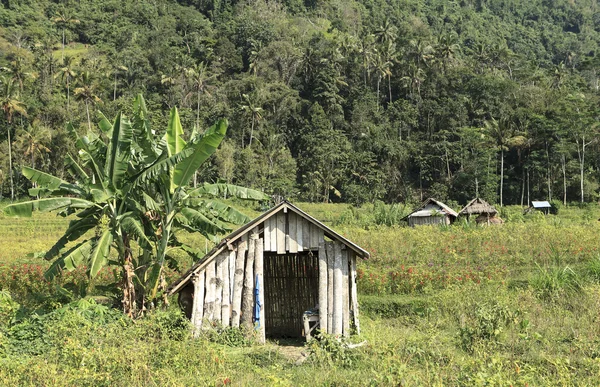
top-left (530, 263), bottom-right (583, 302)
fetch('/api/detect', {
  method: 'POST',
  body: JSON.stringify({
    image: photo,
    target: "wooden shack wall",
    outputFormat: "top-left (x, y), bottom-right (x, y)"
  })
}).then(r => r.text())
top-left (409, 215), bottom-right (449, 227)
top-left (184, 209), bottom-right (359, 340)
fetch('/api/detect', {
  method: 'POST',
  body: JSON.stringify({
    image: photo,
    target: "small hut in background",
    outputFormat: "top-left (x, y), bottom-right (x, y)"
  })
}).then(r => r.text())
top-left (459, 198), bottom-right (503, 225)
top-left (529, 201), bottom-right (551, 215)
top-left (405, 198), bottom-right (458, 227)
top-left (167, 201), bottom-right (370, 343)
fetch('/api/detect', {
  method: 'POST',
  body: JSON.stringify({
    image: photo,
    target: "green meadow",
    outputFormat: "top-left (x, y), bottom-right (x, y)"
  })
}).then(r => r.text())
top-left (2, 202), bottom-right (600, 386)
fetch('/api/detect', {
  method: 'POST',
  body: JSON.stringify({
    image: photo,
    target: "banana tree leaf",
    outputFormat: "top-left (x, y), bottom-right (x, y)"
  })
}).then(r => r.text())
top-left (23, 167), bottom-right (87, 197)
top-left (3, 198), bottom-right (96, 217)
top-left (132, 94), bottom-right (158, 162)
top-left (45, 240), bottom-right (93, 281)
top-left (105, 112), bottom-right (133, 190)
top-left (120, 213), bottom-right (153, 249)
top-left (188, 182), bottom-right (267, 200)
top-left (179, 243), bottom-right (206, 261)
top-left (172, 119), bottom-right (227, 189)
top-left (165, 107), bottom-right (186, 157)
top-left (97, 111), bottom-right (113, 135)
top-left (64, 153), bottom-right (90, 183)
top-left (89, 230), bottom-right (113, 278)
top-left (186, 198), bottom-right (251, 225)
top-left (45, 216), bottom-right (98, 260)
top-left (132, 146), bottom-right (194, 186)
top-left (145, 262), bottom-right (162, 301)
top-left (177, 208), bottom-right (226, 237)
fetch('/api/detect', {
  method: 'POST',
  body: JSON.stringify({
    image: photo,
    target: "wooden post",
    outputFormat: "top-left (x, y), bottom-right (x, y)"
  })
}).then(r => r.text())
top-left (289, 212), bottom-right (298, 253)
top-left (332, 241), bottom-right (343, 335)
top-left (221, 252), bottom-right (231, 327)
top-left (318, 241), bottom-right (328, 335)
top-left (231, 239), bottom-right (247, 327)
top-left (269, 216), bottom-right (277, 252)
top-left (302, 219), bottom-right (310, 251)
top-left (342, 249), bottom-right (350, 337)
top-left (254, 238), bottom-right (265, 344)
top-left (204, 261), bottom-right (216, 321)
top-left (228, 250), bottom-right (235, 304)
top-left (191, 270), bottom-right (205, 337)
top-left (326, 242), bottom-right (334, 333)
top-left (214, 253), bottom-right (224, 323)
top-left (350, 252), bottom-right (360, 334)
top-left (241, 231), bottom-right (257, 330)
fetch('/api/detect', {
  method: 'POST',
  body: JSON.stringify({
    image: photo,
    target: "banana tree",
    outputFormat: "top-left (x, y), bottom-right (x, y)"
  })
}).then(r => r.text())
top-left (132, 100), bottom-right (267, 304)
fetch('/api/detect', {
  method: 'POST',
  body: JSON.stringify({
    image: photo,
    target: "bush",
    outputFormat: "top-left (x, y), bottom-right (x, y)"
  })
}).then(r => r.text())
top-left (530, 263), bottom-right (583, 302)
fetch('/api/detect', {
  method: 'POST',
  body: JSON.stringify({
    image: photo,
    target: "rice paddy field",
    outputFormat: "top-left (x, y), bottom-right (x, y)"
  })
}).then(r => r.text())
top-left (2, 201), bottom-right (600, 386)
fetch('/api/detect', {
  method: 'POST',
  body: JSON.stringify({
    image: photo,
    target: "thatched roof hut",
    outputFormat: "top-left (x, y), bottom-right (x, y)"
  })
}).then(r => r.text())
top-left (167, 201), bottom-right (369, 342)
top-left (459, 198), bottom-right (503, 225)
top-left (405, 198), bottom-right (458, 227)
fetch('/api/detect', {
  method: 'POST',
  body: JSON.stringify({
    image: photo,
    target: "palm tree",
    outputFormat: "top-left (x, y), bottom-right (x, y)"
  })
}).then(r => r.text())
top-left (373, 53), bottom-right (392, 111)
top-left (401, 63), bottom-right (426, 99)
top-left (374, 19), bottom-right (398, 46)
top-left (16, 120), bottom-right (51, 169)
top-left (435, 32), bottom-right (460, 72)
top-left (0, 76), bottom-right (27, 201)
top-left (241, 93), bottom-right (263, 148)
top-left (55, 56), bottom-right (77, 112)
top-left (73, 71), bottom-right (102, 131)
top-left (53, 10), bottom-right (80, 62)
top-left (112, 64), bottom-right (128, 101)
top-left (185, 62), bottom-right (216, 129)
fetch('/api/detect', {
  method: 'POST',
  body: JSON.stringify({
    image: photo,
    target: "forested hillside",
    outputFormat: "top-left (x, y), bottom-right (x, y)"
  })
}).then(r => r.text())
top-left (1, 0), bottom-right (599, 206)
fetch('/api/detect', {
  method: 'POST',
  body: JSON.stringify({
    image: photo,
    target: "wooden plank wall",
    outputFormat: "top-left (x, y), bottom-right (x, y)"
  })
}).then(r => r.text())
top-left (188, 211), bottom-right (359, 339)
top-left (263, 209), bottom-right (325, 254)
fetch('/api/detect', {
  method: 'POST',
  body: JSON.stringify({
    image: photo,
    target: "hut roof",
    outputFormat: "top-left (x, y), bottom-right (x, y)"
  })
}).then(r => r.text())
top-left (531, 201), bottom-right (551, 208)
top-left (167, 201), bottom-right (370, 295)
top-left (406, 198), bottom-right (458, 219)
top-left (459, 198), bottom-right (498, 216)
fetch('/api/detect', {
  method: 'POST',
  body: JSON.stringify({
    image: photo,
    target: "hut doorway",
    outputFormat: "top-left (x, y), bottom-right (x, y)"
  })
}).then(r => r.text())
top-left (263, 251), bottom-right (319, 338)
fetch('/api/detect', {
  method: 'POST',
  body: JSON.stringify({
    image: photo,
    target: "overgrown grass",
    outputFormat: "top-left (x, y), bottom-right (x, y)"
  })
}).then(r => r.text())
top-left (2, 202), bottom-right (600, 385)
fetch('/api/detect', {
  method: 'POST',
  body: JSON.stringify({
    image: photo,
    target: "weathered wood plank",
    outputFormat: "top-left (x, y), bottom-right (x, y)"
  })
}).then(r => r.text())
top-left (221, 252), bottom-right (230, 327)
top-left (254, 238), bottom-right (265, 344)
top-left (241, 230), bottom-right (257, 330)
top-left (228, 250), bottom-right (236, 304)
top-left (341, 249), bottom-right (350, 337)
top-left (214, 253), bottom-right (224, 323)
top-left (191, 270), bottom-right (205, 337)
top-left (231, 239), bottom-right (247, 327)
top-left (296, 213), bottom-right (304, 251)
top-left (350, 252), bottom-right (360, 334)
top-left (332, 241), bottom-right (343, 335)
top-left (326, 242), bottom-right (334, 333)
top-left (269, 216), bottom-right (277, 252)
top-left (204, 261), bottom-right (216, 321)
top-left (289, 212), bottom-right (298, 253)
top-left (318, 241), bottom-right (328, 334)
top-left (302, 218), bottom-right (310, 251)
top-left (276, 211), bottom-right (286, 254)
top-left (316, 227), bottom-right (324, 249)
top-left (263, 219), bottom-right (271, 251)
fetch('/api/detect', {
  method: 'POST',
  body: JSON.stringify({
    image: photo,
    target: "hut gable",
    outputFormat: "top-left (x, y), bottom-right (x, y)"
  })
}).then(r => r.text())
top-left (406, 198), bottom-right (458, 227)
top-left (459, 198), bottom-right (498, 217)
top-left (168, 201), bottom-right (369, 341)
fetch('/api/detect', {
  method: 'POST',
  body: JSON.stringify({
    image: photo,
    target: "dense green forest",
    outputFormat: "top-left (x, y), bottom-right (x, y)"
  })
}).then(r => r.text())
top-left (1, 0), bottom-right (599, 206)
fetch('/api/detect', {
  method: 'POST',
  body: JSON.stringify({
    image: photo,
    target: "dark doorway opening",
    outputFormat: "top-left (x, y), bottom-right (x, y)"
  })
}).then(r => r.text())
top-left (263, 251), bottom-right (319, 338)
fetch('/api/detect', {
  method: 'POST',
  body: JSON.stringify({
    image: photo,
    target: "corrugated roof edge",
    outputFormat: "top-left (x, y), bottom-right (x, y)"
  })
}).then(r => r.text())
top-left (166, 201), bottom-right (370, 296)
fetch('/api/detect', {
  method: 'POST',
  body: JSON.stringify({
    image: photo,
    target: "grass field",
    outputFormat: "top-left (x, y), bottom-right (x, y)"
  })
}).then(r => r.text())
top-left (2, 201), bottom-right (600, 386)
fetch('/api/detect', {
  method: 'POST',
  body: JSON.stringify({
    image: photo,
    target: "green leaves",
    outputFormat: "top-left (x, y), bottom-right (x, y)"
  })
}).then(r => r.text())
top-left (189, 183), bottom-right (267, 201)
top-left (3, 198), bottom-right (95, 217)
top-left (89, 230), bottom-right (113, 278)
top-left (105, 112), bottom-right (134, 191)
top-left (45, 240), bottom-right (93, 281)
top-left (172, 119), bottom-right (227, 189)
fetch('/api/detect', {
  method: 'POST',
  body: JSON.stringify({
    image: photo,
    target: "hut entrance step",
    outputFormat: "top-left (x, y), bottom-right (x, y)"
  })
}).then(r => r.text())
top-left (263, 251), bottom-right (319, 338)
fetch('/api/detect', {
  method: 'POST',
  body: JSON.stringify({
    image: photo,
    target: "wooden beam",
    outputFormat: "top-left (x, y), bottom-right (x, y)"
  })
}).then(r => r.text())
top-left (302, 218), bottom-right (310, 251)
top-left (254, 238), bottom-right (265, 344)
top-left (342, 249), bottom-right (350, 337)
top-left (350, 252), bottom-right (360, 334)
top-left (296, 214), bottom-right (304, 251)
top-left (221, 252), bottom-right (231, 327)
top-left (318, 241), bottom-right (328, 335)
top-left (204, 260), bottom-right (216, 321)
top-left (269, 216), bottom-right (277, 252)
top-left (326, 241), bottom-right (334, 333)
top-left (228, 250), bottom-right (235, 304)
top-left (241, 231), bottom-right (257, 330)
top-left (214, 253), bottom-right (224, 323)
top-left (263, 219), bottom-right (271, 251)
top-left (332, 241), bottom-right (343, 335)
top-left (231, 239), bottom-right (247, 328)
top-left (191, 270), bottom-right (205, 337)
top-left (276, 211), bottom-right (286, 254)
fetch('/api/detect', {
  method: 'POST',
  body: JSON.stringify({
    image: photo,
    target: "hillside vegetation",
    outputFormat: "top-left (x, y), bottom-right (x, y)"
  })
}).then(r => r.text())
top-left (1, 0), bottom-right (600, 206)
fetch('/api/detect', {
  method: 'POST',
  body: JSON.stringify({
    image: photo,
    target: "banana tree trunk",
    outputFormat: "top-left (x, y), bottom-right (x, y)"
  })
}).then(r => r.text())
top-left (122, 232), bottom-right (137, 318)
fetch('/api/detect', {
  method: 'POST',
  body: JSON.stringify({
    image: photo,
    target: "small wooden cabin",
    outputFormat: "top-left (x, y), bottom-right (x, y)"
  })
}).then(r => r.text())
top-left (530, 201), bottom-right (551, 215)
top-left (167, 201), bottom-right (370, 343)
top-left (459, 198), bottom-right (503, 225)
top-left (406, 198), bottom-right (458, 227)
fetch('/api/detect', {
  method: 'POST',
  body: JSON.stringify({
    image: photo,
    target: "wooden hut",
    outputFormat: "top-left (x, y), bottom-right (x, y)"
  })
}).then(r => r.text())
top-left (167, 201), bottom-right (370, 343)
top-left (405, 198), bottom-right (458, 227)
top-left (458, 198), bottom-right (503, 225)
top-left (529, 201), bottom-right (551, 215)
